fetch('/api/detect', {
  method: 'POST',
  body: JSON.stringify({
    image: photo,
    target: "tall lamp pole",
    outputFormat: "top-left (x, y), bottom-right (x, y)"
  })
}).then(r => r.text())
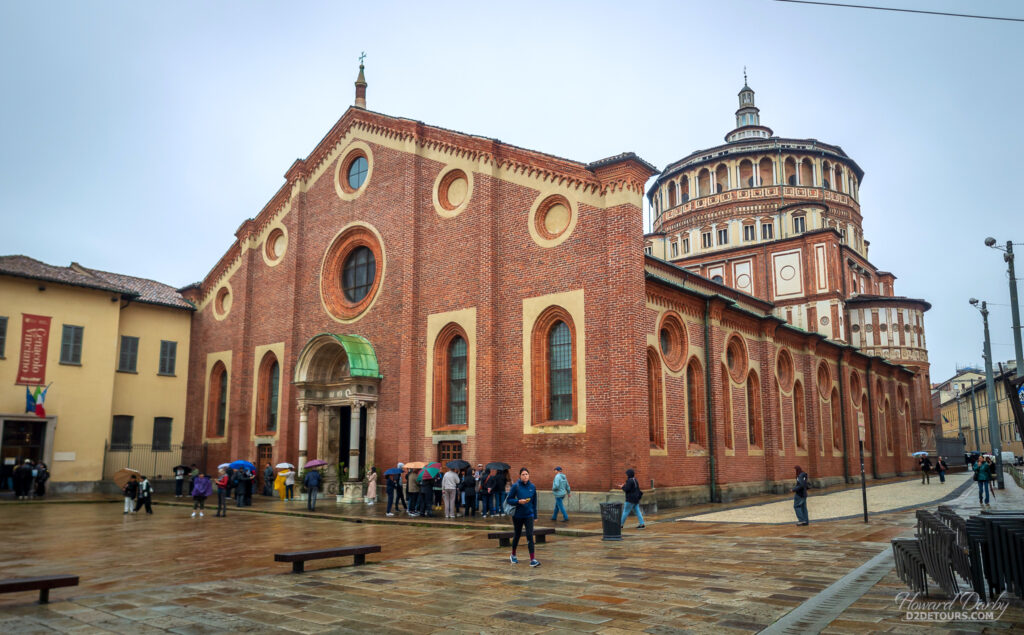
top-left (984, 238), bottom-right (1024, 377)
top-left (969, 298), bottom-right (1005, 489)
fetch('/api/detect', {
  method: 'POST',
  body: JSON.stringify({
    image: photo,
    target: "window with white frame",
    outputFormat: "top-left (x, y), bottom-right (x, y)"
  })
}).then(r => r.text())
top-left (682, 237), bottom-right (690, 254)
top-left (670, 241), bottom-right (679, 257)
top-left (701, 232), bottom-right (712, 248)
top-left (743, 225), bottom-right (755, 241)
top-left (793, 215), bottom-right (806, 234)
top-left (761, 223), bottom-right (774, 240)
top-left (717, 228), bottom-right (729, 245)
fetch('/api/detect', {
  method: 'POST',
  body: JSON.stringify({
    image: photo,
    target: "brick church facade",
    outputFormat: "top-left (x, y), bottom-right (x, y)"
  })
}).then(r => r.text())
top-left (180, 67), bottom-right (931, 507)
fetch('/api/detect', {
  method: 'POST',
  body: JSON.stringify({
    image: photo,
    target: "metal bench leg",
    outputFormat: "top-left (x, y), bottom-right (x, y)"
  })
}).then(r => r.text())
top-left (354, 554), bottom-right (366, 566)
top-left (292, 561), bottom-right (305, 574)
top-left (536, 534), bottom-right (546, 543)
top-left (499, 537), bottom-right (510, 548)
top-left (39, 588), bottom-right (49, 604)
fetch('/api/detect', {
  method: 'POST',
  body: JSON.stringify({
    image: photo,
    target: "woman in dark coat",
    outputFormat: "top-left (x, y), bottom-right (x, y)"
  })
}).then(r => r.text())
top-left (34, 463), bottom-right (49, 497)
top-left (792, 465), bottom-right (810, 526)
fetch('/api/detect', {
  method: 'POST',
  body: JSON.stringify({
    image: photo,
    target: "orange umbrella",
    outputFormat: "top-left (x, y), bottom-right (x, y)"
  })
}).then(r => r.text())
top-left (403, 461), bottom-right (427, 469)
top-left (113, 468), bottom-right (141, 489)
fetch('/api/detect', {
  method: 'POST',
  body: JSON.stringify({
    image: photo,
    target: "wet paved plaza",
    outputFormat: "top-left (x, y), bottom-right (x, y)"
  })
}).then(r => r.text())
top-left (1, 477), bottom-right (1022, 633)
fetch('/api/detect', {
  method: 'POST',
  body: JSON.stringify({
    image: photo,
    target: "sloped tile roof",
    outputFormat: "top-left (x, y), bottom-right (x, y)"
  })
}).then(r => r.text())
top-left (0, 255), bottom-right (193, 311)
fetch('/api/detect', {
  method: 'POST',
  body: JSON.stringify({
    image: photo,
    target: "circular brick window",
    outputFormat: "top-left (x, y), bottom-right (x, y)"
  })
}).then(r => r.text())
top-left (265, 228), bottom-right (286, 262)
top-left (438, 169), bottom-right (469, 211)
top-left (215, 286), bottom-right (231, 315)
top-left (535, 195), bottom-right (572, 240)
top-left (321, 225), bottom-right (384, 321)
top-left (346, 154), bottom-right (368, 191)
top-left (725, 335), bottom-right (748, 384)
top-left (776, 348), bottom-right (795, 392)
top-left (817, 362), bottom-right (832, 399)
top-left (658, 311), bottom-right (687, 372)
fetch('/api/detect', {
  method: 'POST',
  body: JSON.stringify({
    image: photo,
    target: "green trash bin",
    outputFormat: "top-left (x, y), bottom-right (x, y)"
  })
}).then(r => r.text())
top-left (600, 502), bottom-right (623, 541)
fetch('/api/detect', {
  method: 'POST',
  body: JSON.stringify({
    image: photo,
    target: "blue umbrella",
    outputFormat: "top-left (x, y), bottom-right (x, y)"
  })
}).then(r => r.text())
top-left (229, 460), bottom-right (255, 471)
top-left (383, 467), bottom-right (403, 476)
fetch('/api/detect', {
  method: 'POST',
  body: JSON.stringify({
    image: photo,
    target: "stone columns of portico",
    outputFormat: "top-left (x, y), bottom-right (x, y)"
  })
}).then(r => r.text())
top-left (297, 402), bottom-right (309, 469)
top-left (341, 400), bottom-right (366, 503)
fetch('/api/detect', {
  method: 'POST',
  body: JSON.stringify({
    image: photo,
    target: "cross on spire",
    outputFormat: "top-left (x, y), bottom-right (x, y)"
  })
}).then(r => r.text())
top-left (359, 51), bottom-right (366, 65)
top-left (743, 66), bottom-right (748, 86)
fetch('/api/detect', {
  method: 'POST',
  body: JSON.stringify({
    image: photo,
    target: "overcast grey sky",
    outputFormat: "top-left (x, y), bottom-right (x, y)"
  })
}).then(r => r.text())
top-left (1, 0), bottom-right (1021, 380)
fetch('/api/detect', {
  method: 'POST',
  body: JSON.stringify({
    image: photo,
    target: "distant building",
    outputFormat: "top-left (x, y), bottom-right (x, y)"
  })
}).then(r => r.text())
top-left (0, 256), bottom-right (192, 491)
top-left (936, 364), bottom-right (1023, 457)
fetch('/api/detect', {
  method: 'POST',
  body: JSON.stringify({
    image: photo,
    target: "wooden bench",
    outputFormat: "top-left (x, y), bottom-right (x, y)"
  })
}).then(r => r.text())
top-left (487, 527), bottom-right (554, 547)
top-left (274, 545), bottom-right (381, 573)
top-left (0, 575), bottom-right (79, 604)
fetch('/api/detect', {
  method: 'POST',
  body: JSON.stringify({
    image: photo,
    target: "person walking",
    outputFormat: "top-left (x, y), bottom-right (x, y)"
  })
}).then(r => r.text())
top-left (135, 475), bottom-right (153, 515)
top-left (33, 462), bottom-right (49, 498)
top-left (460, 468), bottom-right (477, 517)
top-left (973, 456), bottom-right (993, 507)
top-left (407, 468), bottom-right (421, 517)
top-left (506, 467), bottom-right (540, 567)
top-left (919, 456), bottom-right (932, 484)
top-left (550, 466), bottom-right (570, 522)
top-left (284, 469), bottom-right (295, 501)
top-left (792, 465), bottom-right (810, 526)
top-left (123, 474), bottom-right (139, 514)
top-left (936, 456), bottom-right (948, 484)
top-left (215, 468), bottom-right (230, 517)
top-left (304, 467), bottom-right (322, 511)
top-left (442, 467), bottom-right (459, 518)
top-left (365, 466), bottom-right (378, 505)
top-left (191, 472), bottom-right (212, 517)
top-left (619, 469), bottom-right (645, 529)
top-left (263, 463), bottom-right (275, 496)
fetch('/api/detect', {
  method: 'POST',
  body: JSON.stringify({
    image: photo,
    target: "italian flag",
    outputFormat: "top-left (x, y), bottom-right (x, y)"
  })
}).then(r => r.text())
top-left (25, 384), bottom-right (50, 417)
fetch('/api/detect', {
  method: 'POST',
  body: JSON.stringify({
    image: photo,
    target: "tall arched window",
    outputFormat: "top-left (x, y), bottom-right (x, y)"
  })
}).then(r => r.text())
top-left (799, 160), bottom-right (814, 186)
top-left (680, 175), bottom-right (690, 202)
top-left (531, 307), bottom-right (577, 425)
top-left (697, 168), bottom-right (710, 197)
top-left (759, 157), bottom-right (774, 185)
top-left (794, 380), bottom-right (806, 450)
top-left (747, 371), bottom-right (762, 448)
top-left (903, 400), bottom-right (911, 450)
top-left (687, 359), bottom-right (705, 446)
top-left (647, 348), bottom-right (664, 449)
top-left (785, 158), bottom-right (797, 185)
top-left (884, 399), bottom-right (894, 453)
top-left (668, 184), bottom-right (677, 208)
top-left (449, 336), bottom-right (467, 426)
top-left (722, 365), bottom-right (734, 450)
top-left (831, 388), bottom-right (842, 451)
top-left (257, 353), bottom-right (280, 433)
top-left (739, 159), bottom-right (754, 187)
top-left (715, 164), bottom-right (728, 192)
top-left (432, 323), bottom-right (470, 430)
top-left (208, 361), bottom-right (228, 437)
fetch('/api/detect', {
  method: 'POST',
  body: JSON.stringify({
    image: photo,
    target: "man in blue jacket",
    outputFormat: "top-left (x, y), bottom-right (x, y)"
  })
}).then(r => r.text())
top-left (303, 468), bottom-right (322, 511)
top-left (551, 466), bottom-right (570, 522)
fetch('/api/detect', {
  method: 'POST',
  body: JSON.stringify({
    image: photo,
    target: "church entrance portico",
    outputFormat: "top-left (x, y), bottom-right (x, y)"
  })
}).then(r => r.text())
top-left (293, 334), bottom-right (381, 503)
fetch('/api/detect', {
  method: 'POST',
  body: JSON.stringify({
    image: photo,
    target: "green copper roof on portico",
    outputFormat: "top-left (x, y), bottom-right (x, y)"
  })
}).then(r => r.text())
top-left (330, 333), bottom-right (381, 378)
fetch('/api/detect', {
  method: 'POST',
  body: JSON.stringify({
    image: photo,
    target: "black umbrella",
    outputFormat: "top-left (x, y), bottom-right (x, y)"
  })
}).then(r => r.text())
top-left (485, 461), bottom-right (510, 471)
top-left (446, 459), bottom-right (471, 470)
top-left (172, 464), bottom-right (189, 473)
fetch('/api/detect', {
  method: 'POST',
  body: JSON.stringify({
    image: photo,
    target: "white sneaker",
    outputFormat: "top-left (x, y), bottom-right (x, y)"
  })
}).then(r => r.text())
top-left (386, 512), bottom-right (395, 517)
top-left (199, 511), bottom-right (204, 517)
top-left (191, 512), bottom-right (196, 518)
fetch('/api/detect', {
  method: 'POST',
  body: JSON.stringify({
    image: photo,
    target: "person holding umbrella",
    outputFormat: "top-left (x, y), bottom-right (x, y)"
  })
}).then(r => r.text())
top-left (506, 467), bottom-right (540, 567)
top-left (173, 464), bottom-right (188, 498)
top-left (384, 463), bottom-right (403, 516)
top-left (406, 467), bottom-right (420, 517)
top-left (304, 465), bottom-right (322, 511)
top-left (123, 473), bottom-right (139, 514)
top-left (460, 466), bottom-right (477, 517)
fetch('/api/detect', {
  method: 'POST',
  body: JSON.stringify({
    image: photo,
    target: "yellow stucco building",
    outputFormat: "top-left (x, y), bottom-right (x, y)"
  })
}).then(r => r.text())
top-left (0, 256), bottom-right (192, 491)
top-left (938, 370), bottom-right (1024, 458)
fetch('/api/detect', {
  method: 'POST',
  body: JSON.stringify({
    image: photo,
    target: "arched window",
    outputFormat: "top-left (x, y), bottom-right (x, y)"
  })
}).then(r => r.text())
top-left (759, 157), bottom-right (774, 185)
top-left (785, 158), bottom-right (797, 185)
top-left (794, 380), bottom-right (806, 450)
top-left (687, 359), bottom-right (705, 446)
top-left (722, 365), bottom-right (734, 450)
top-left (799, 160), bottom-right (814, 187)
top-left (884, 399), bottom-right (894, 453)
top-left (715, 164), bottom-right (728, 192)
top-left (433, 323), bottom-right (470, 429)
top-left (739, 159), bottom-right (754, 187)
top-left (680, 175), bottom-right (690, 202)
top-left (647, 348), bottom-right (664, 449)
top-left (257, 353), bottom-right (280, 433)
top-left (834, 165), bottom-right (843, 193)
top-left (532, 307), bottom-right (577, 425)
top-left (747, 371), bottom-right (762, 448)
top-left (903, 401), bottom-right (911, 450)
top-left (207, 361), bottom-right (228, 438)
top-left (697, 169), bottom-right (711, 197)
top-left (831, 388), bottom-right (842, 451)
top-left (668, 183), bottom-right (677, 208)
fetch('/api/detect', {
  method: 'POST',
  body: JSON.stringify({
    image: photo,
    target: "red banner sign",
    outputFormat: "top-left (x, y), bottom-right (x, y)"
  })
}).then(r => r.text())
top-left (16, 313), bottom-right (51, 385)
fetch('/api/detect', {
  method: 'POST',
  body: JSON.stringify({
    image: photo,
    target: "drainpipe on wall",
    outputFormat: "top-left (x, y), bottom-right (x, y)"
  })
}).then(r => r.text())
top-left (837, 352), bottom-right (851, 483)
top-left (866, 359), bottom-right (879, 479)
top-left (704, 298), bottom-right (719, 503)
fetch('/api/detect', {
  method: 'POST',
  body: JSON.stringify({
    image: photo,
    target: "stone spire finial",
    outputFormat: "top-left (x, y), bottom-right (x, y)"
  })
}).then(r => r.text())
top-left (354, 52), bottom-right (367, 109)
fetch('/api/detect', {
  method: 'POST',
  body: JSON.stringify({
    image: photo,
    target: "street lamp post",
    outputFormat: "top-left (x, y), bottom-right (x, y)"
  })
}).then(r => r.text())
top-left (969, 298), bottom-right (1005, 490)
top-left (984, 238), bottom-right (1024, 378)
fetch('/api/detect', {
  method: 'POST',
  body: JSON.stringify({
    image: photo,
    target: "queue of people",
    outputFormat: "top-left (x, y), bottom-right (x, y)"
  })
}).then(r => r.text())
top-left (4, 459), bottom-right (49, 500)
